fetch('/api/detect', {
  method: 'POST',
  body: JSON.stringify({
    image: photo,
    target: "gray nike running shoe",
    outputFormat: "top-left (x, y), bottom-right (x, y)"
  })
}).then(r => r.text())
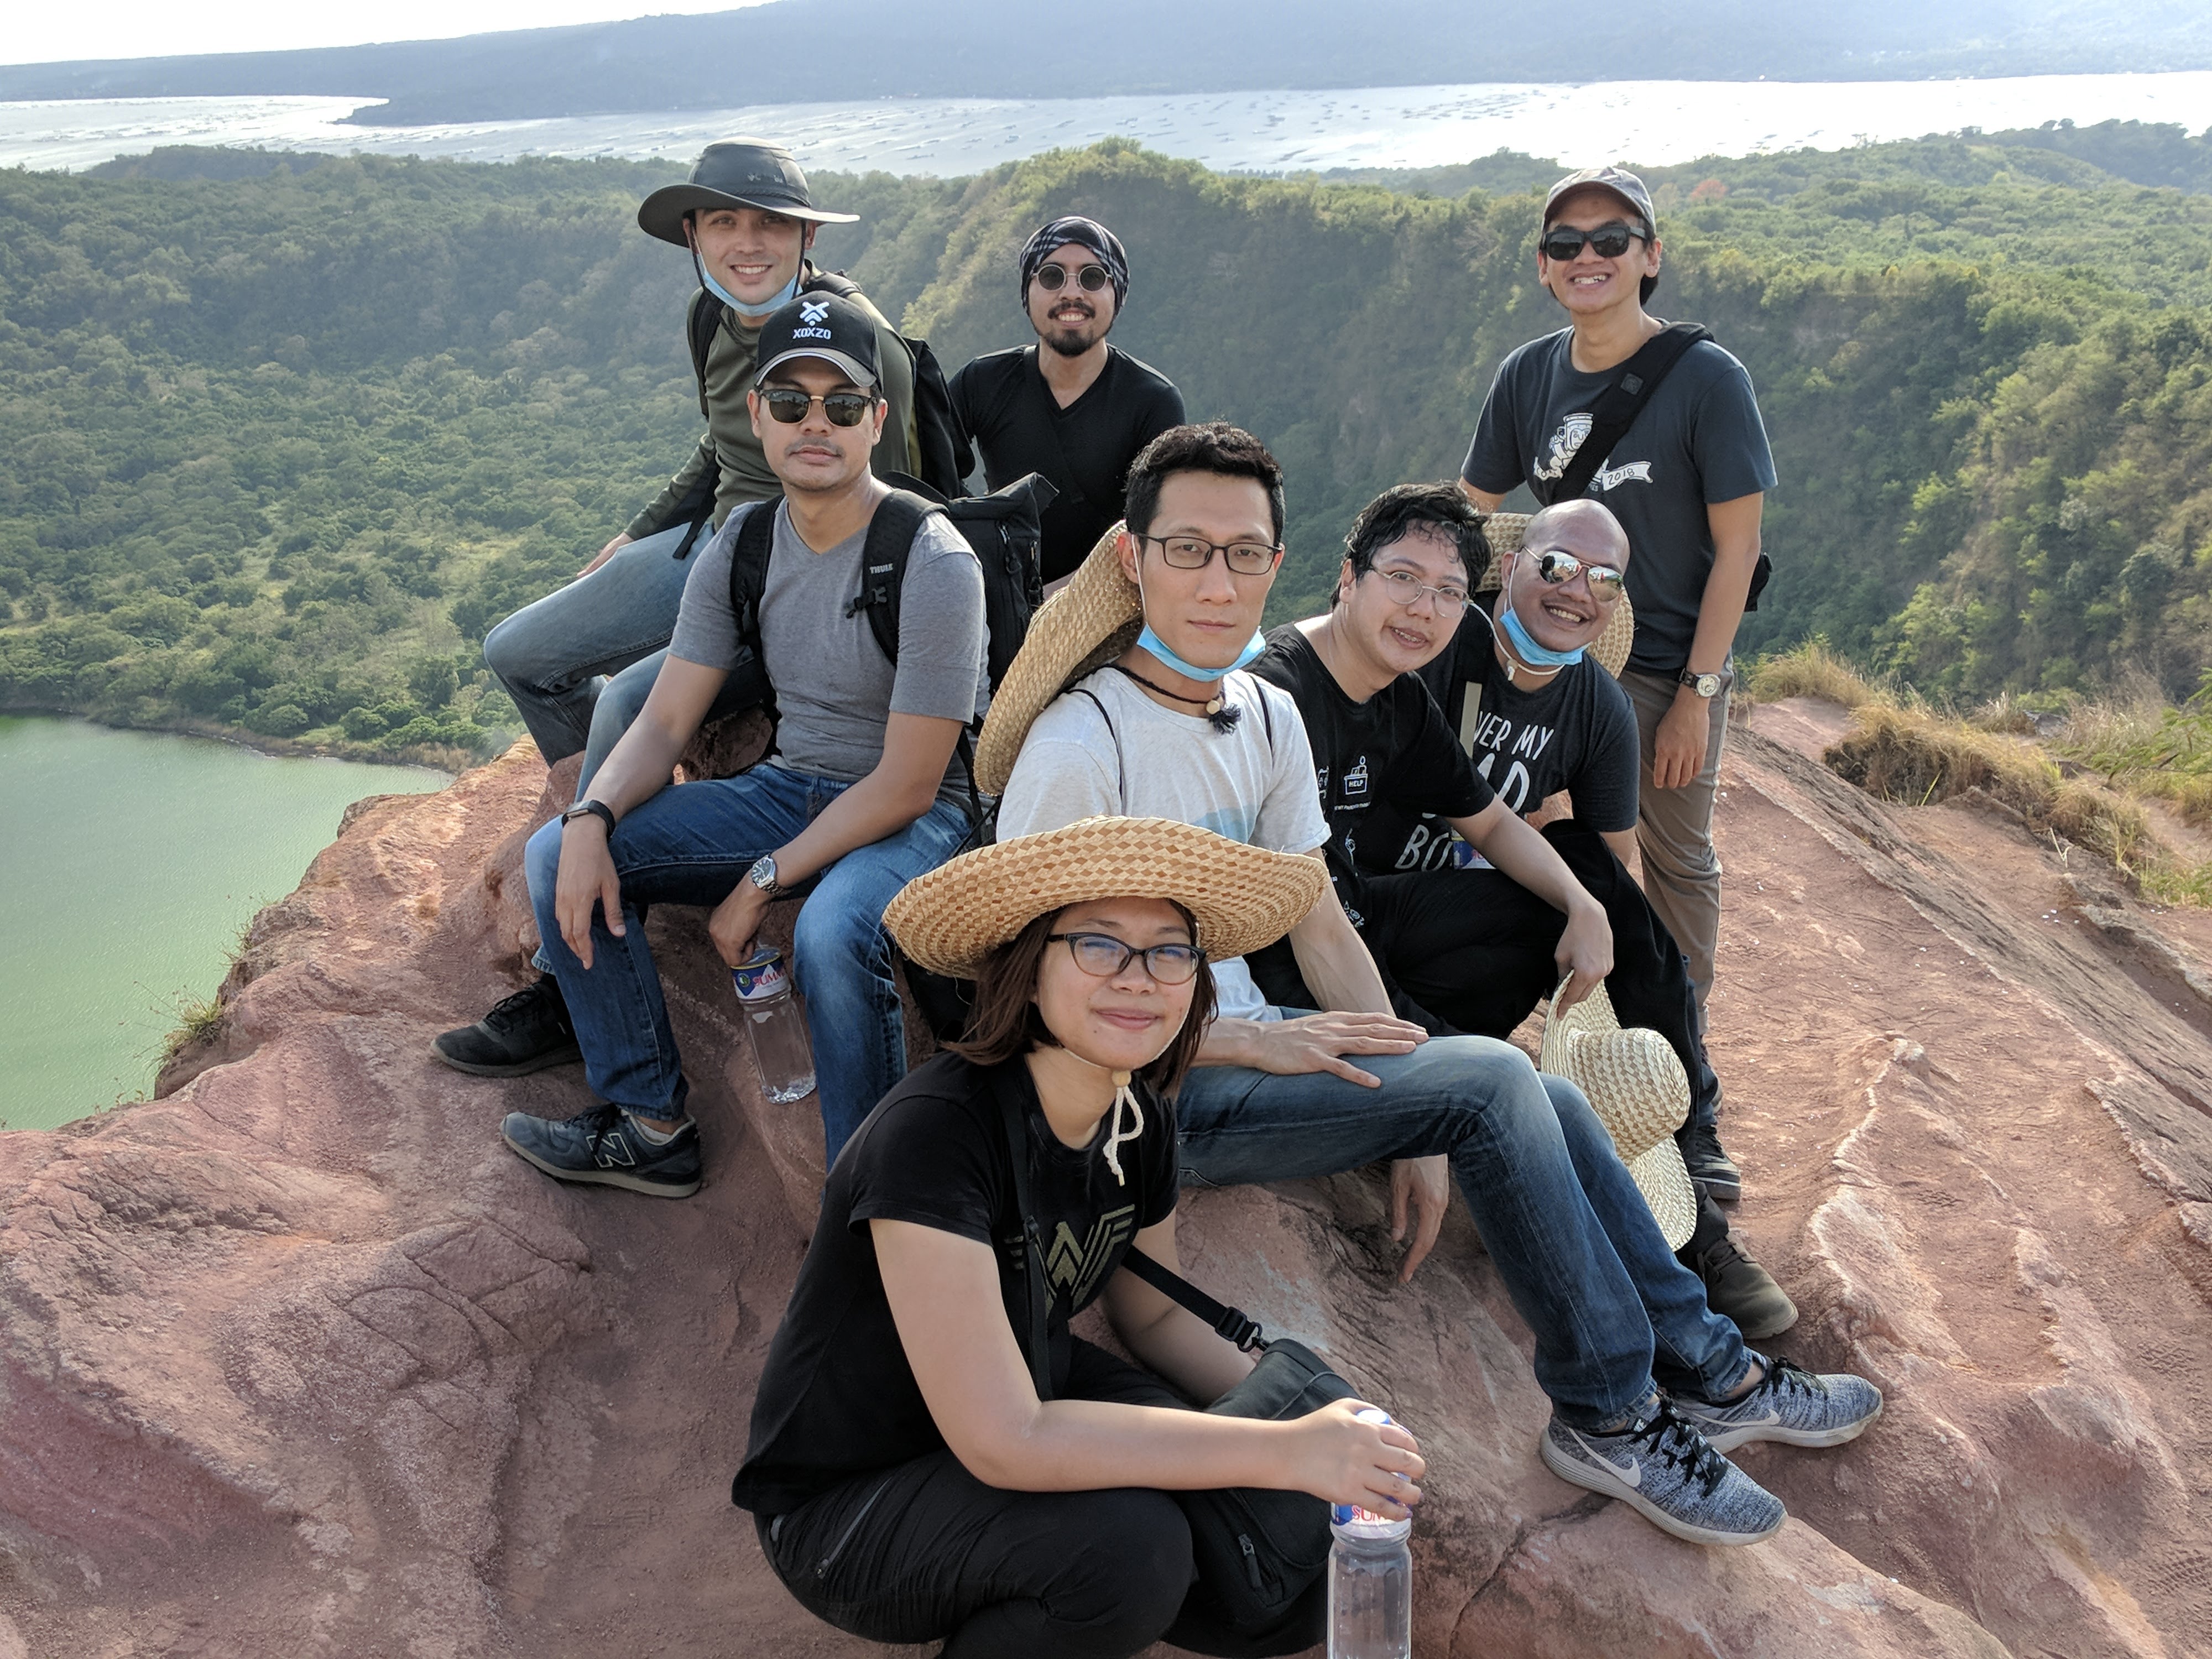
top-left (1669, 1355), bottom-right (1883, 1452)
top-left (1540, 1402), bottom-right (1785, 1546)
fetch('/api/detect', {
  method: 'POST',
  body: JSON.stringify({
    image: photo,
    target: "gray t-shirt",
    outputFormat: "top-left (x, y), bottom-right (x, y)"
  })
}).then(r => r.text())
top-left (1462, 330), bottom-right (1777, 677)
top-left (995, 666), bottom-right (1328, 1022)
top-left (671, 499), bottom-right (989, 806)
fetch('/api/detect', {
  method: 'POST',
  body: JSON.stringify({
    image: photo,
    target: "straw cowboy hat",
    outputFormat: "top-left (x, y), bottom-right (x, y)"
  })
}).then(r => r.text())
top-left (885, 816), bottom-right (1328, 980)
top-left (1479, 512), bottom-right (1636, 680)
top-left (1538, 980), bottom-right (1698, 1249)
top-left (974, 523), bottom-right (1146, 797)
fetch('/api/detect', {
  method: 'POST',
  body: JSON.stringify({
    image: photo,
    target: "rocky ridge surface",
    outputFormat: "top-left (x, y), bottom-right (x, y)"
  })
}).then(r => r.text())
top-left (3, 700), bottom-right (2209, 1658)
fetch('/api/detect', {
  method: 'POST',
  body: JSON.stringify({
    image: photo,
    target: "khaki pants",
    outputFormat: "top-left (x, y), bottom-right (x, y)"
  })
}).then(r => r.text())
top-left (1619, 668), bottom-right (1730, 1016)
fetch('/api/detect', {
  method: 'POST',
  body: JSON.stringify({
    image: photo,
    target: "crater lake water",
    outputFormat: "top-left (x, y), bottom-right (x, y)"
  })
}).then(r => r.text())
top-left (0, 717), bottom-right (447, 1131)
top-left (3, 70), bottom-right (2209, 177)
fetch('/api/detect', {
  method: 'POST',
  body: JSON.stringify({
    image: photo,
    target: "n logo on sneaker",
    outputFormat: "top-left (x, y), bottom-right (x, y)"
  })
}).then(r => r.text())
top-left (594, 1133), bottom-right (637, 1169)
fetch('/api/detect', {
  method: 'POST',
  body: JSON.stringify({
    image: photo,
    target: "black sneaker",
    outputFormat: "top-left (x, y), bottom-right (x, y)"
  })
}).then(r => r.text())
top-left (434, 977), bottom-right (582, 1077)
top-left (1689, 1232), bottom-right (1798, 1339)
top-left (500, 1103), bottom-right (702, 1198)
top-left (1678, 1122), bottom-right (1743, 1204)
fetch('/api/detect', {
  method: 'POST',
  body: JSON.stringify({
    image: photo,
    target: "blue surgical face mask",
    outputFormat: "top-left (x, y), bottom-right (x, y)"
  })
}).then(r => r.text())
top-left (1494, 565), bottom-right (1588, 669)
top-left (1135, 622), bottom-right (1266, 682)
top-left (690, 230), bottom-right (804, 320)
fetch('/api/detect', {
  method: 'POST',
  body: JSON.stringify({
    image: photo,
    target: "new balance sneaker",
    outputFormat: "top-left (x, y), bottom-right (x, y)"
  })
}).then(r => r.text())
top-left (1688, 1232), bottom-right (1799, 1340)
top-left (1678, 1122), bottom-right (1743, 1204)
top-left (1540, 1402), bottom-right (1786, 1546)
top-left (434, 977), bottom-right (581, 1077)
top-left (501, 1103), bottom-right (702, 1198)
top-left (1670, 1357), bottom-right (1884, 1453)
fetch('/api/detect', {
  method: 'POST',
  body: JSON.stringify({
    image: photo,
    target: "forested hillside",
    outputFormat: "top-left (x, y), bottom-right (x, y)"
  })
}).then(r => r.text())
top-left (3, 127), bottom-right (2208, 761)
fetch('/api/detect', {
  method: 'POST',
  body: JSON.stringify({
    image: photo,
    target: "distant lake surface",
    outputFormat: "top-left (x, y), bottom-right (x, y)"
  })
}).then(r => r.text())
top-left (4, 70), bottom-right (2210, 176)
top-left (0, 717), bottom-right (446, 1131)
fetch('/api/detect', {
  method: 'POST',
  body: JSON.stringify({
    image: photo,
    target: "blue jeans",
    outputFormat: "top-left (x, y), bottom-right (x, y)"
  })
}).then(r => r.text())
top-left (484, 522), bottom-right (768, 775)
top-left (525, 764), bottom-right (972, 1161)
top-left (1174, 1027), bottom-right (1750, 1430)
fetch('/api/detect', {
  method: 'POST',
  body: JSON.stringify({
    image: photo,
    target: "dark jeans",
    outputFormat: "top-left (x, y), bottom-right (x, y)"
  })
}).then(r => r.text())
top-left (755, 1341), bottom-right (1323, 1659)
top-left (1251, 818), bottom-right (1721, 1133)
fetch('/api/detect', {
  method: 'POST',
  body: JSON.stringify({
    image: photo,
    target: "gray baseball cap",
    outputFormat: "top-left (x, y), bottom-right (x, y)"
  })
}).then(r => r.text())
top-left (1542, 165), bottom-right (1657, 236)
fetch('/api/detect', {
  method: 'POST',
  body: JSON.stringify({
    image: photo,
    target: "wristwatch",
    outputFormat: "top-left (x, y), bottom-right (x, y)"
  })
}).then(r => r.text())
top-left (747, 854), bottom-right (787, 899)
top-left (1677, 667), bottom-right (1734, 699)
top-left (559, 800), bottom-right (616, 836)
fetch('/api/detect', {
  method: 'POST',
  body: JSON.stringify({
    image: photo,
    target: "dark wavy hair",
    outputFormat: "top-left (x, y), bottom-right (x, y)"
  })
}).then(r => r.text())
top-left (950, 905), bottom-right (1218, 1093)
top-left (1123, 422), bottom-right (1286, 548)
top-left (1334, 482), bottom-right (1487, 607)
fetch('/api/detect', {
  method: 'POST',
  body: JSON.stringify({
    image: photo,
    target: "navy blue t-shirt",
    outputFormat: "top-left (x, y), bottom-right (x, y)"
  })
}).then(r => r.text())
top-left (1462, 328), bottom-right (1776, 677)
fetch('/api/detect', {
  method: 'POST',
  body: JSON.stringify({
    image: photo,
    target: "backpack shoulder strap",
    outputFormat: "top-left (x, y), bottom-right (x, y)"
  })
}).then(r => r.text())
top-left (847, 490), bottom-right (942, 666)
top-left (1120, 1246), bottom-right (1265, 1353)
top-left (726, 497), bottom-right (781, 654)
top-left (1068, 685), bottom-right (1124, 801)
top-left (1546, 322), bottom-right (1714, 504)
top-left (686, 289), bottom-right (726, 421)
top-left (802, 267), bottom-right (860, 301)
top-left (992, 1067), bottom-right (1056, 1400)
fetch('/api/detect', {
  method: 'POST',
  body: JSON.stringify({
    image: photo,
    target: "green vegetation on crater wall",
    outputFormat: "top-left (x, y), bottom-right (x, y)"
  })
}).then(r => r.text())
top-left (3, 127), bottom-right (2209, 759)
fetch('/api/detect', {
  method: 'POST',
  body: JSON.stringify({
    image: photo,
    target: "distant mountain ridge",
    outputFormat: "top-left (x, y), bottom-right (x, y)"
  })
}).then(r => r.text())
top-left (4, 0), bottom-right (2211, 126)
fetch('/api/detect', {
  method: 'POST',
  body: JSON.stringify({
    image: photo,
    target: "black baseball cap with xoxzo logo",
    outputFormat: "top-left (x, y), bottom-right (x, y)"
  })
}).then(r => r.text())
top-left (753, 292), bottom-right (883, 390)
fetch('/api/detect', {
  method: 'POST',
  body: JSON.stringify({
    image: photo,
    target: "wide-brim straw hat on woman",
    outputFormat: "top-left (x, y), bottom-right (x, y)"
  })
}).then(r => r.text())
top-left (1479, 513), bottom-right (1636, 680)
top-left (1538, 979), bottom-right (1698, 1249)
top-left (885, 815), bottom-right (1327, 980)
top-left (974, 524), bottom-right (1145, 797)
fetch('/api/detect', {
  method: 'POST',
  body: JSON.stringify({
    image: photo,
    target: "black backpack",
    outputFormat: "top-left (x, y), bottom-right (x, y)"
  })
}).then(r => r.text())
top-left (687, 273), bottom-right (967, 499)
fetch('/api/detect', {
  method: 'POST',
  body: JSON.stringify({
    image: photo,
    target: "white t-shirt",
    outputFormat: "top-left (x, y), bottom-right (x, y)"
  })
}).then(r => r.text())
top-left (996, 666), bottom-right (1329, 1021)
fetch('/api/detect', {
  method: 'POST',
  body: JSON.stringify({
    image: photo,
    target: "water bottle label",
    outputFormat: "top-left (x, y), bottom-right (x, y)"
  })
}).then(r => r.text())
top-left (731, 948), bottom-right (789, 1003)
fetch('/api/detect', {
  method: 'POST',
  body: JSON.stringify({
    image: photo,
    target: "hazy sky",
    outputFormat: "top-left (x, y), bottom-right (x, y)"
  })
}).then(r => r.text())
top-left (5, 2), bottom-right (776, 67)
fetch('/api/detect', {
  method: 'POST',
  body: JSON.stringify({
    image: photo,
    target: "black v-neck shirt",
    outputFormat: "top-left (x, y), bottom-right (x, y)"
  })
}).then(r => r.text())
top-left (733, 1052), bottom-right (1178, 1517)
top-left (950, 343), bottom-right (1186, 582)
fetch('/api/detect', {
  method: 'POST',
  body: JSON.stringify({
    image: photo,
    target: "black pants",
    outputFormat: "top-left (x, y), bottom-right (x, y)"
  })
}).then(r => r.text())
top-left (1251, 818), bottom-right (1721, 1133)
top-left (755, 1341), bottom-right (1324, 1659)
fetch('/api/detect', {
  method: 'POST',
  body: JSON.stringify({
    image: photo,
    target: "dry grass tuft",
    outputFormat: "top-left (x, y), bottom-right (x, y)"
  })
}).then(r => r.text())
top-left (1741, 639), bottom-right (1881, 708)
top-left (160, 995), bottom-right (226, 1067)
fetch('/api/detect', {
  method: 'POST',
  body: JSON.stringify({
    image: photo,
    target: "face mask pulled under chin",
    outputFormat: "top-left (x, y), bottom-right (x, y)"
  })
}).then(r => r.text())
top-left (689, 226), bottom-right (805, 320)
top-left (1495, 564), bottom-right (1589, 669)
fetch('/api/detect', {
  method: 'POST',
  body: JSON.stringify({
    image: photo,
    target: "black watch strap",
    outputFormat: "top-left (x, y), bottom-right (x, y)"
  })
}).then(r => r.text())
top-left (561, 800), bottom-right (617, 836)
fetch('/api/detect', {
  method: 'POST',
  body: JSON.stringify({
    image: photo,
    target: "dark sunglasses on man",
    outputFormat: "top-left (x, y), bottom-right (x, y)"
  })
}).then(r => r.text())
top-left (760, 387), bottom-right (877, 427)
top-left (1526, 547), bottom-right (1628, 601)
top-left (1033, 262), bottom-right (1113, 293)
top-left (1538, 221), bottom-right (1647, 262)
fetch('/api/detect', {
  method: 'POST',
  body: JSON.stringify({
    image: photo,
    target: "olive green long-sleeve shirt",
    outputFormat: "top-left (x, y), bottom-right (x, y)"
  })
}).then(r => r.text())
top-left (626, 273), bottom-right (919, 540)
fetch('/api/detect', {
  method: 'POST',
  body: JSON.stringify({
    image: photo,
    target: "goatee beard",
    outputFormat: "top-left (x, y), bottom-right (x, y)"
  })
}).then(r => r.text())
top-left (1043, 326), bottom-right (1102, 357)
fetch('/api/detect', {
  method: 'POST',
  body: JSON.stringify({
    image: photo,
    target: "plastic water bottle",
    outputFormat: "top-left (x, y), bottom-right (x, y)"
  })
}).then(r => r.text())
top-left (731, 948), bottom-right (815, 1103)
top-left (1329, 1409), bottom-right (1412, 1659)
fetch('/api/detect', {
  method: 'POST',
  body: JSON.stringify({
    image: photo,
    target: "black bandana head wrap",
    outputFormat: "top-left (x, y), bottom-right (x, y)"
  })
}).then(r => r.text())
top-left (1018, 216), bottom-right (1130, 311)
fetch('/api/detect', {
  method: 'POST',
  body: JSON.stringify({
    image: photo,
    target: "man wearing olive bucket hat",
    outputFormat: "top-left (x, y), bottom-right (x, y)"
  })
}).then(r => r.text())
top-left (978, 423), bottom-right (1881, 1546)
top-left (440, 139), bottom-right (925, 1080)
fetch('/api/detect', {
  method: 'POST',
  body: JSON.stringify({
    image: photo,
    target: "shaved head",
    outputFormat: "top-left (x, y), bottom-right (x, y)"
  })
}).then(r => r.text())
top-left (1522, 498), bottom-right (1631, 567)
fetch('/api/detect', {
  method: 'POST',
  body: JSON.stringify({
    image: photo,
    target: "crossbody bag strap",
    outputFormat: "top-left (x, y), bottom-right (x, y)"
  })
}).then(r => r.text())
top-left (991, 1069), bottom-right (1056, 1401)
top-left (1544, 322), bottom-right (1713, 504)
top-left (1121, 1246), bottom-right (1266, 1354)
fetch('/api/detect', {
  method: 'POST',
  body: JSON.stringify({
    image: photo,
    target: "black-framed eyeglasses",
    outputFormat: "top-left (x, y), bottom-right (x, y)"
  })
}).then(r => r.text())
top-left (760, 387), bottom-right (877, 427)
top-left (1528, 547), bottom-right (1628, 602)
top-left (1539, 221), bottom-right (1646, 262)
top-left (1046, 932), bottom-right (1203, 984)
top-left (1135, 533), bottom-right (1282, 577)
top-left (1033, 262), bottom-right (1112, 293)
top-left (1368, 566), bottom-right (1470, 615)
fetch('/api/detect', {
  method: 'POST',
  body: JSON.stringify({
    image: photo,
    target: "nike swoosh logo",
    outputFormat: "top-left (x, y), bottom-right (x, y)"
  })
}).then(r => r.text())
top-left (1728, 1408), bottom-right (1783, 1428)
top-left (1568, 1428), bottom-right (1641, 1489)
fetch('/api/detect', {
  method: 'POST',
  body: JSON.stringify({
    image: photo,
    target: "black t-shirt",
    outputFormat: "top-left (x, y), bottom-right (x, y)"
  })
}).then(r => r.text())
top-left (1462, 328), bottom-right (1777, 677)
top-left (1360, 611), bottom-right (1640, 870)
top-left (950, 344), bottom-right (1187, 582)
top-left (732, 1052), bottom-right (1179, 1516)
top-left (1248, 623), bottom-right (1493, 912)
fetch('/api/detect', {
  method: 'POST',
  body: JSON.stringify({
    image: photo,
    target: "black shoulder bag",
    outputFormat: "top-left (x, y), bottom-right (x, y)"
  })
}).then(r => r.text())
top-left (1532, 321), bottom-right (1771, 613)
top-left (994, 1073), bottom-right (1352, 1640)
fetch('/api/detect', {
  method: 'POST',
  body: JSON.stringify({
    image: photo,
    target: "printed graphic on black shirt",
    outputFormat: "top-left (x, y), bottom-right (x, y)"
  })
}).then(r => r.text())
top-left (1466, 708), bottom-right (1560, 815)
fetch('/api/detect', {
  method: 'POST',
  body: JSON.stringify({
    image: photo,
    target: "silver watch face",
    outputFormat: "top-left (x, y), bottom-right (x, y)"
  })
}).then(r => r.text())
top-left (750, 857), bottom-right (779, 892)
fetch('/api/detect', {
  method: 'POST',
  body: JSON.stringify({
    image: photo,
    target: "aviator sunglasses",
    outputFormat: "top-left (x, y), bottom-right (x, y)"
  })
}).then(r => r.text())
top-left (1539, 221), bottom-right (1646, 262)
top-left (1033, 262), bottom-right (1113, 293)
top-left (1527, 547), bottom-right (1628, 602)
top-left (760, 387), bottom-right (876, 427)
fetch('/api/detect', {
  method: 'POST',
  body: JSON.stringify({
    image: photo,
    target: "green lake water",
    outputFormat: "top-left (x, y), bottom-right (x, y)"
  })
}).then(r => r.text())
top-left (0, 717), bottom-right (448, 1130)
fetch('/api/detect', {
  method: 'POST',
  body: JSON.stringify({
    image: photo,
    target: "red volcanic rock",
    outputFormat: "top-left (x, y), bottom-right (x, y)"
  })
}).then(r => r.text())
top-left (3, 707), bottom-right (2209, 1657)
